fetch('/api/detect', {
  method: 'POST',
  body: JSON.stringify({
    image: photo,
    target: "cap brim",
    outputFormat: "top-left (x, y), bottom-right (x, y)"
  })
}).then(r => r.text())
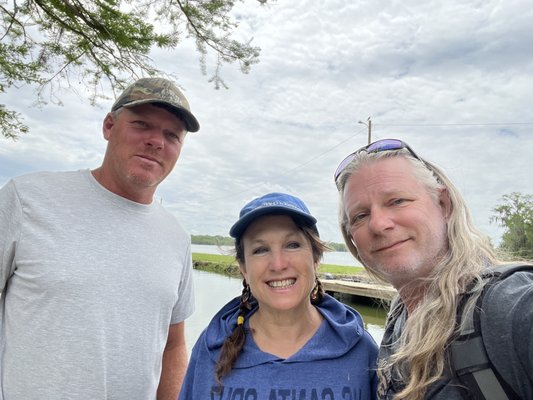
top-left (119, 99), bottom-right (200, 132)
top-left (229, 207), bottom-right (317, 238)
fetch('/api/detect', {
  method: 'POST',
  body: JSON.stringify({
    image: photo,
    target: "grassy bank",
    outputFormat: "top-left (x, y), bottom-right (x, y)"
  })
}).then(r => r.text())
top-left (192, 252), bottom-right (365, 278)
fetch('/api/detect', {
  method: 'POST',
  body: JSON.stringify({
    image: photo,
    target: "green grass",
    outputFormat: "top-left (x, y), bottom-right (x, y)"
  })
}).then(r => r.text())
top-left (318, 263), bottom-right (365, 276)
top-left (192, 252), bottom-right (365, 278)
top-left (192, 252), bottom-right (235, 263)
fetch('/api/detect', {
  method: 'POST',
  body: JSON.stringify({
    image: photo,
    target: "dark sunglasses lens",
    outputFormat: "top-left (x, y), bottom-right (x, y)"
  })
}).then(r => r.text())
top-left (334, 153), bottom-right (356, 180)
top-left (366, 139), bottom-right (404, 153)
top-left (335, 139), bottom-right (412, 185)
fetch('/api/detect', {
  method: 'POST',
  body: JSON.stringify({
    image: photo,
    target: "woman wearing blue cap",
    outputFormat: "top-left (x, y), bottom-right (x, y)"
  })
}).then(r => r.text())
top-left (179, 192), bottom-right (378, 399)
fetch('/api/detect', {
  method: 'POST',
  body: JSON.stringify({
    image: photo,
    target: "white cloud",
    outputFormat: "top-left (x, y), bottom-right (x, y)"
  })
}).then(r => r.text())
top-left (1, 0), bottom-right (532, 247)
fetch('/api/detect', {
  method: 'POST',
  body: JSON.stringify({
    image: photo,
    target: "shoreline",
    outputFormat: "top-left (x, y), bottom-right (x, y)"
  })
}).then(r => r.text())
top-left (192, 253), bottom-right (397, 302)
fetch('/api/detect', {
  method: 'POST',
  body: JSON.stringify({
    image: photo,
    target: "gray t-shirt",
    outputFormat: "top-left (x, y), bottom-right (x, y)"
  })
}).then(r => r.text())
top-left (377, 271), bottom-right (533, 399)
top-left (0, 170), bottom-right (195, 400)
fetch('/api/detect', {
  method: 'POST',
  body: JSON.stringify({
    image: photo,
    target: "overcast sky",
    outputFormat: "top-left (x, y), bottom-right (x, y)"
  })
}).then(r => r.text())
top-left (1, 0), bottom-right (532, 247)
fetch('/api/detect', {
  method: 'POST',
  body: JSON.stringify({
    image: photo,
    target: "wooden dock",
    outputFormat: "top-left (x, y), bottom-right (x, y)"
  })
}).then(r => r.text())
top-left (322, 279), bottom-right (397, 301)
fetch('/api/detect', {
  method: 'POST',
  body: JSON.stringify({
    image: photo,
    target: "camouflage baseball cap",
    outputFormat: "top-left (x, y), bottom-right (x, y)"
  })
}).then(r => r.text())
top-left (111, 77), bottom-right (200, 132)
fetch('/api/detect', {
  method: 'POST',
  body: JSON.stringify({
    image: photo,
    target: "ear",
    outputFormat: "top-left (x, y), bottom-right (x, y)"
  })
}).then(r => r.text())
top-left (102, 112), bottom-right (115, 141)
top-left (438, 187), bottom-right (452, 220)
top-left (238, 261), bottom-right (248, 281)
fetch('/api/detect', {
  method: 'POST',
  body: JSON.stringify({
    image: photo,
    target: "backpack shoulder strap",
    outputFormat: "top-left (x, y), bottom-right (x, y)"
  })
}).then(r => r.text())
top-left (482, 263), bottom-right (533, 280)
top-left (450, 264), bottom-right (533, 400)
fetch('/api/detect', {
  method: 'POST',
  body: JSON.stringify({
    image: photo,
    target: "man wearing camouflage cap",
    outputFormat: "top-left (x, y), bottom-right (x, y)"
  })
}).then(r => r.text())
top-left (0, 78), bottom-right (200, 399)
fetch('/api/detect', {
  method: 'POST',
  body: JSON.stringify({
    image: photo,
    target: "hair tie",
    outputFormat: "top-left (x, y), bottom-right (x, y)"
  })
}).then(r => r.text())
top-left (237, 315), bottom-right (244, 326)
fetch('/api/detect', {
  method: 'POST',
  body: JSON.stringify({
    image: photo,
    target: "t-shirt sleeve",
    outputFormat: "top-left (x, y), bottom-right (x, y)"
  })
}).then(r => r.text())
top-left (170, 241), bottom-right (195, 324)
top-left (481, 270), bottom-right (533, 399)
top-left (0, 180), bottom-right (22, 291)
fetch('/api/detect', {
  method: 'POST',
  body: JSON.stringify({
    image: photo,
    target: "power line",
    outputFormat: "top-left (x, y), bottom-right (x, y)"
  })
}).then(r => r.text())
top-left (203, 127), bottom-right (368, 203)
top-left (376, 122), bottom-right (533, 127)
top-left (260, 120), bottom-right (533, 181)
top-left (203, 120), bottom-right (532, 203)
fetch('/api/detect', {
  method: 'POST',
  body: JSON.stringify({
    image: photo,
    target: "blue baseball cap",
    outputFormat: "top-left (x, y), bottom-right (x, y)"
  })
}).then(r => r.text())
top-left (229, 192), bottom-right (318, 238)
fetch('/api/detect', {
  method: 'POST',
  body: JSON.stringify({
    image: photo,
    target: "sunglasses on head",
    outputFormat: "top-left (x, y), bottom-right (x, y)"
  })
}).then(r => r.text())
top-left (334, 139), bottom-right (422, 188)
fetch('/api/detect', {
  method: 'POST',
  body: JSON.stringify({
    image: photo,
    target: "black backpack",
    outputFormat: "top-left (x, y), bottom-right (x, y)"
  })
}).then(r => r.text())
top-left (450, 264), bottom-right (533, 400)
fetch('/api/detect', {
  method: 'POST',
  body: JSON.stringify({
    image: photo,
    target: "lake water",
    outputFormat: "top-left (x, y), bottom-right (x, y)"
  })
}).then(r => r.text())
top-left (185, 246), bottom-right (387, 352)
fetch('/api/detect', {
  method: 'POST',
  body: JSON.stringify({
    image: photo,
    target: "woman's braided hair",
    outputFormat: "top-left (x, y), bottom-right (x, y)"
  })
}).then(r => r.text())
top-left (214, 215), bottom-right (330, 385)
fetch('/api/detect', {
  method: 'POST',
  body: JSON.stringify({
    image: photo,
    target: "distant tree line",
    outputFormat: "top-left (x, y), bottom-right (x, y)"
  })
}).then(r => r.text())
top-left (328, 242), bottom-right (348, 252)
top-left (191, 193), bottom-right (532, 260)
top-left (191, 235), bottom-right (234, 246)
top-left (191, 234), bottom-right (348, 251)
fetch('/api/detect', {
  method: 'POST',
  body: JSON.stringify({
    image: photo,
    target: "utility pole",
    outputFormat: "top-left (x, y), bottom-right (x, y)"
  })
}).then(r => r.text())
top-left (358, 117), bottom-right (372, 144)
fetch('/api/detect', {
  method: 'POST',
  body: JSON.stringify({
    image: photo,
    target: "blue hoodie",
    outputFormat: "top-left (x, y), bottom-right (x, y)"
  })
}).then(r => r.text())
top-left (179, 294), bottom-right (378, 400)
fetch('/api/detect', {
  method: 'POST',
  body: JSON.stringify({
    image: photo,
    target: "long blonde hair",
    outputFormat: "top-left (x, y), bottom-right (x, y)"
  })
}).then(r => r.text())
top-left (337, 149), bottom-right (498, 400)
